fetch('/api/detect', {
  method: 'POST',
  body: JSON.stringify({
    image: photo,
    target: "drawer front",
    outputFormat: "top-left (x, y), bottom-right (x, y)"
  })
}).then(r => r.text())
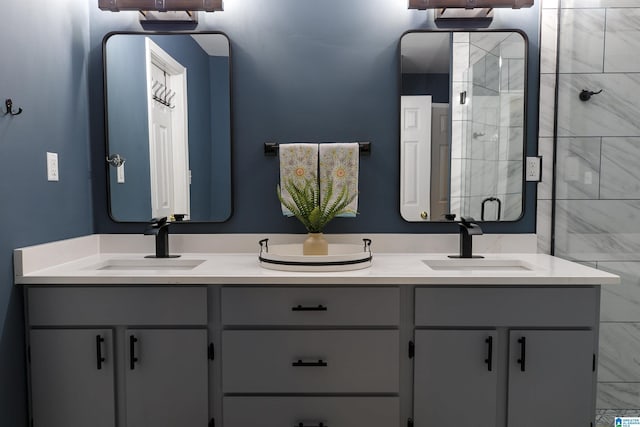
top-left (223, 397), bottom-right (400, 427)
top-left (415, 287), bottom-right (599, 327)
top-left (221, 287), bottom-right (399, 326)
top-left (222, 330), bottom-right (399, 393)
top-left (27, 287), bottom-right (207, 326)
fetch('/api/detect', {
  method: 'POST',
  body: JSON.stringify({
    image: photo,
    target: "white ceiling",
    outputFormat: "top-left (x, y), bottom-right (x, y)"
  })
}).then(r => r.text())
top-left (401, 32), bottom-right (450, 74)
top-left (191, 34), bottom-right (229, 56)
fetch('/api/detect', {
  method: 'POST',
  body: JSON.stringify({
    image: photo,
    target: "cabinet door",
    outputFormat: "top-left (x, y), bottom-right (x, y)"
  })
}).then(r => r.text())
top-left (29, 329), bottom-right (115, 427)
top-left (125, 329), bottom-right (208, 427)
top-left (413, 330), bottom-right (497, 427)
top-left (507, 330), bottom-right (595, 427)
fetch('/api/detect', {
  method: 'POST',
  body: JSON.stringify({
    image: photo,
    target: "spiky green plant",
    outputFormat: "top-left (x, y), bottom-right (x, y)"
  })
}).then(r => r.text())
top-left (277, 178), bottom-right (357, 233)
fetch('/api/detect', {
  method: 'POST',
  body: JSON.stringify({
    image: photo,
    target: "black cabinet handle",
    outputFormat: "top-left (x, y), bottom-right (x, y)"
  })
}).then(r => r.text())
top-left (517, 337), bottom-right (526, 372)
top-left (292, 359), bottom-right (328, 367)
top-left (96, 335), bottom-right (105, 370)
top-left (129, 335), bottom-right (139, 370)
top-left (295, 423), bottom-right (327, 427)
top-left (208, 342), bottom-right (215, 361)
top-left (484, 336), bottom-right (493, 372)
top-left (292, 304), bottom-right (327, 312)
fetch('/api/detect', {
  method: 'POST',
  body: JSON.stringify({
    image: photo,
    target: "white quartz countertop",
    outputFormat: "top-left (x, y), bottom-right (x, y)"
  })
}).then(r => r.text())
top-left (14, 234), bottom-right (620, 286)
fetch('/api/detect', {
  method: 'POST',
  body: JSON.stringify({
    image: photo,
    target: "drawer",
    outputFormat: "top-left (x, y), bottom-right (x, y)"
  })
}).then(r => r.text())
top-left (223, 397), bottom-right (400, 427)
top-left (27, 287), bottom-right (207, 326)
top-left (221, 287), bottom-right (399, 326)
top-left (415, 287), bottom-right (599, 327)
top-left (222, 330), bottom-right (399, 393)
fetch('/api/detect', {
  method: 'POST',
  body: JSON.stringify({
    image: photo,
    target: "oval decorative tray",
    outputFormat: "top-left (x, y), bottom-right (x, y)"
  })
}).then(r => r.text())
top-left (258, 238), bottom-right (373, 272)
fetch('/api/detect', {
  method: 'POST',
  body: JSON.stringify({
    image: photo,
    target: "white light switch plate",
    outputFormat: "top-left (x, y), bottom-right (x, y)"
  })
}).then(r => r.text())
top-left (47, 152), bottom-right (59, 182)
top-left (526, 156), bottom-right (542, 182)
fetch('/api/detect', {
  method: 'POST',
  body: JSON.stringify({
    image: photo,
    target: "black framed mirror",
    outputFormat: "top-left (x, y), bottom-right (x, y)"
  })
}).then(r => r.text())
top-left (400, 30), bottom-right (527, 222)
top-left (104, 32), bottom-right (232, 222)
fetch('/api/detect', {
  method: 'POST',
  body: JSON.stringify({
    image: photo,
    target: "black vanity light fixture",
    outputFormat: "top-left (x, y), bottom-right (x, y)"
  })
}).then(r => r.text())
top-left (98, 0), bottom-right (223, 23)
top-left (408, 0), bottom-right (533, 23)
top-left (407, 0), bottom-right (534, 9)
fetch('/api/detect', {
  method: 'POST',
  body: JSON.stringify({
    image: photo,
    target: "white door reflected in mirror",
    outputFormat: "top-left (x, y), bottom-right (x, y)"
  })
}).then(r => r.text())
top-left (146, 38), bottom-right (190, 220)
top-left (400, 95), bottom-right (432, 221)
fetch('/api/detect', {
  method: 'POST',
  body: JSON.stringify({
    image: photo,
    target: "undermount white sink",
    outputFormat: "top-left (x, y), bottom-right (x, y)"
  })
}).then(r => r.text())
top-left (91, 258), bottom-right (205, 271)
top-left (423, 258), bottom-right (534, 272)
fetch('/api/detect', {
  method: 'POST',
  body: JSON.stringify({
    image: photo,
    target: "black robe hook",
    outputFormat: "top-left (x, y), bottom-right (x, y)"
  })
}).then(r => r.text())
top-left (4, 99), bottom-right (23, 116)
top-left (579, 89), bottom-right (603, 102)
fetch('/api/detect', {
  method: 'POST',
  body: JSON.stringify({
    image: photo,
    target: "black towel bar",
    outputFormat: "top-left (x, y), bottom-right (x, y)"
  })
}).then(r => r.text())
top-left (264, 141), bottom-right (371, 156)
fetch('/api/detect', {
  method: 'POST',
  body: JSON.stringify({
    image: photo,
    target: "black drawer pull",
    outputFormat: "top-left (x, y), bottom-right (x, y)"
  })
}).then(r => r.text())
top-left (96, 335), bottom-right (105, 370)
top-left (485, 336), bottom-right (493, 372)
top-left (129, 335), bottom-right (139, 370)
top-left (296, 423), bottom-right (327, 427)
top-left (292, 304), bottom-right (327, 312)
top-left (292, 359), bottom-right (327, 367)
top-left (517, 337), bottom-right (526, 372)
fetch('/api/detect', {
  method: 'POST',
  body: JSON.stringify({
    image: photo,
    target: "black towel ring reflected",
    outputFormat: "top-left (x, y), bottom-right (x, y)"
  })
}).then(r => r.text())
top-left (3, 99), bottom-right (23, 116)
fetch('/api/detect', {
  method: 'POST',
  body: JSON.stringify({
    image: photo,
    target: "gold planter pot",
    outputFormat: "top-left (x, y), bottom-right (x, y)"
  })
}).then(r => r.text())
top-left (303, 232), bottom-right (329, 256)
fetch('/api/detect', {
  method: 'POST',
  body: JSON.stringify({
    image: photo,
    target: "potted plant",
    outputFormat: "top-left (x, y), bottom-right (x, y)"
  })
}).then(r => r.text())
top-left (277, 178), bottom-right (357, 255)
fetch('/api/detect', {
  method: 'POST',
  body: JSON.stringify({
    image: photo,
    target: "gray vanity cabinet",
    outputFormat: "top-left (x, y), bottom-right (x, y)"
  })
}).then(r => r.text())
top-left (221, 286), bottom-right (401, 427)
top-left (25, 286), bottom-right (209, 427)
top-left (413, 286), bottom-right (600, 427)
top-left (29, 329), bottom-right (116, 427)
top-left (23, 282), bottom-right (604, 427)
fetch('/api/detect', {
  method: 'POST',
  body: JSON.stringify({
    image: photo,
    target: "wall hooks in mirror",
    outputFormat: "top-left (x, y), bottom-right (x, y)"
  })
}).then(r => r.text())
top-left (3, 99), bottom-right (23, 116)
top-left (151, 80), bottom-right (176, 108)
top-left (579, 89), bottom-right (603, 102)
top-left (264, 141), bottom-right (371, 156)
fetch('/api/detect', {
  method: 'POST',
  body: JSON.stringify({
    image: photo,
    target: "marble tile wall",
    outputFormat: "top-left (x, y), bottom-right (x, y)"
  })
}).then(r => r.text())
top-left (539, 0), bottom-right (640, 415)
top-left (536, 3), bottom-right (558, 255)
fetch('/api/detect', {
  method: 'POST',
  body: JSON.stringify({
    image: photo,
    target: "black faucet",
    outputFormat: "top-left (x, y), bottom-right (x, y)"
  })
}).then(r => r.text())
top-left (449, 216), bottom-right (484, 259)
top-left (144, 217), bottom-right (180, 258)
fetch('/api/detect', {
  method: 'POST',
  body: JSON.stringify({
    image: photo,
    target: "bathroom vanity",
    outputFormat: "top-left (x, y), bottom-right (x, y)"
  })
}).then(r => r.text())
top-left (15, 234), bottom-right (619, 427)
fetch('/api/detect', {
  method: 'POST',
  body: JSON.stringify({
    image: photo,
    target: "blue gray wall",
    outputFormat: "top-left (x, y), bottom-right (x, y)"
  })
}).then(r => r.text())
top-left (401, 73), bottom-right (450, 103)
top-left (0, 1), bottom-right (93, 425)
top-left (209, 55), bottom-right (232, 220)
top-left (90, 0), bottom-right (540, 235)
top-left (0, 2), bottom-right (540, 424)
top-left (106, 35), bottom-right (152, 219)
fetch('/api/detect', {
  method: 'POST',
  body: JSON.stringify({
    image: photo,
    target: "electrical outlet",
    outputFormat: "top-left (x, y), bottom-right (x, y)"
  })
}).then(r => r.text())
top-left (47, 152), bottom-right (59, 182)
top-left (526, 156), bottom-right (542, 182)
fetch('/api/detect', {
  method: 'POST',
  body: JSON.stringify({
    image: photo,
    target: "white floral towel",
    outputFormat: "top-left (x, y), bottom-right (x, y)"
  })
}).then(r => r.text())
top-left (319, 143), bottom-right (359, 217)
top-left (279, 143), bottom-right (319, 216)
